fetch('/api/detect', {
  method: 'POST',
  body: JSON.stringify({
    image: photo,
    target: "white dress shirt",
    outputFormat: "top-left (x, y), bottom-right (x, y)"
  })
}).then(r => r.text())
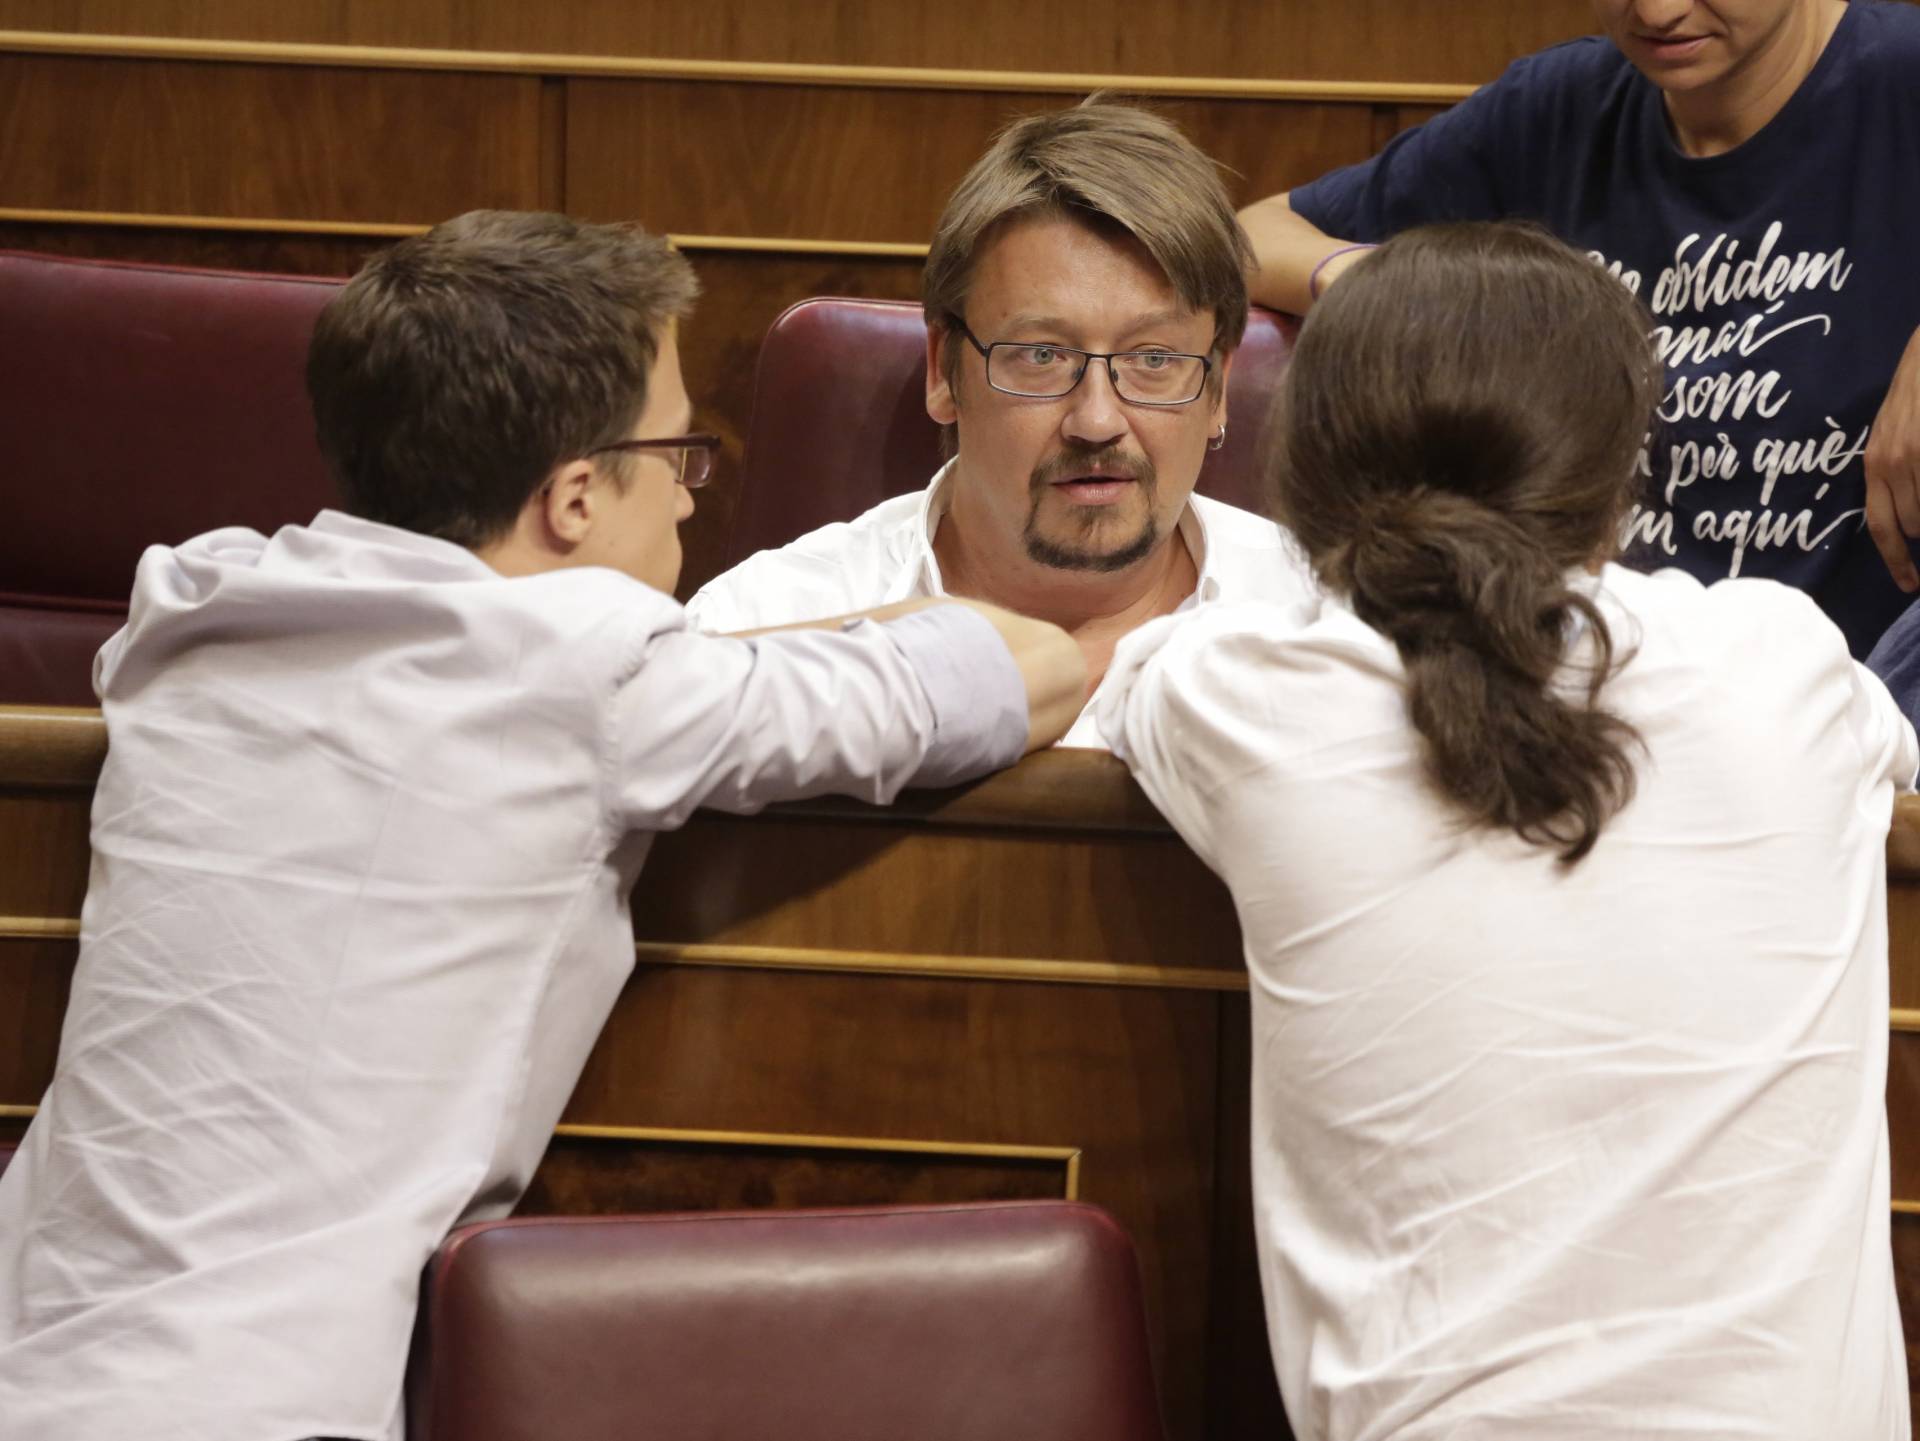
top-left (1100, 565), bottom-right (1917, 1441)
top-left (0, 510), bottom-right (1029, 1441)
top-left (685, 460), bottom-right (1318, 747)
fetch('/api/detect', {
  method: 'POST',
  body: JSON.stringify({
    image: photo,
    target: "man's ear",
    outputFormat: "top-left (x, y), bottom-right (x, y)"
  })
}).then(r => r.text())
top-left (926, 321), bottom-right (959, 425)
top-left (540, 458), bottom-right (601, 550)
top-left (1212, 349), bottom-right (1235, 433)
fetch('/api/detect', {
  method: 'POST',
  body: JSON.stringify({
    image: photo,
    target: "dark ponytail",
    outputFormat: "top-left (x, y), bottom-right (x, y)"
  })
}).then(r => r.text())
top-left (1270, 223), bottom-right (1661, 863)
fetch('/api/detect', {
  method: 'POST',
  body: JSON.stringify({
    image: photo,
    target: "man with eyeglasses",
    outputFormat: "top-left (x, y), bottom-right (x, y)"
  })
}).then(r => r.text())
top-left (0, 210), bottom-right (1085, 1441)
top-left (686, 98), bottom-right (1318, 745)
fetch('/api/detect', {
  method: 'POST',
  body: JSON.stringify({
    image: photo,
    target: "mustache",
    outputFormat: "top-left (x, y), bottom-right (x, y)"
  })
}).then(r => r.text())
top-left (1028, 445), bottom-right (1157, 493)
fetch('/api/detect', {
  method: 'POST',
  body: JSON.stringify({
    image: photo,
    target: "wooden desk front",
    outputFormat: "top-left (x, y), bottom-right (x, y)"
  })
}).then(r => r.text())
top-left (9, 706), bottom-right (1920, 1439)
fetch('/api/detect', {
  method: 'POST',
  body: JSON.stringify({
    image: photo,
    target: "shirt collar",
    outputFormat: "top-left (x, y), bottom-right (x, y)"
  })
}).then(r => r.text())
top-left (912, 459), bottom-right (1217, 608)
top-left (299, 508), bottom-right (498, 579)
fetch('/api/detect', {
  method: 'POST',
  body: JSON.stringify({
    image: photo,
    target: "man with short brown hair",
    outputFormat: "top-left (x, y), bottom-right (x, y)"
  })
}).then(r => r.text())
top-left (688, 98), bottom-right (1317, 744)
top-left (0, 209), bottom-right (1083, 1441)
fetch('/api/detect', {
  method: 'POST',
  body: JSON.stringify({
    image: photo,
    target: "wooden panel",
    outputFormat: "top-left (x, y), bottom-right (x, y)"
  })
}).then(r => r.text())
top-left (0, 0), bottom-right (1601, 84)
top-left (1376, 101), bottom-right (1451, 149)
top-left (0, 220), bottom-right (381, 280)
top-left (0, 793), bottom-right (92, 919)
top-left (1896, 1211), bottom-right (1920, 1399)
top-left (1894, 878), bottom-right (1920, 1013)
top-left (0, 937), bottom-right (74, 1105)
top-left (1893, 1030), bottom-right (1920, 1202)
top-left (566, 81), bottom-right (1380, 243)
top-left (631, 814), bottom-right (1242, 970)
top-left (1205, 990), bottom-right (1288, 1434)
top-left (0, 56), bottom-right (543, 223)
top-left (519, 1130), bottom-right (1070, 1214)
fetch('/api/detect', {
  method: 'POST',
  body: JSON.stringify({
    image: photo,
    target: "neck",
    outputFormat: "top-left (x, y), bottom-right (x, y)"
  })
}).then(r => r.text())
top-left (933, 503), bottom-right (1199, 688)
top-left (1663, 0), bottom-right (1842, 156)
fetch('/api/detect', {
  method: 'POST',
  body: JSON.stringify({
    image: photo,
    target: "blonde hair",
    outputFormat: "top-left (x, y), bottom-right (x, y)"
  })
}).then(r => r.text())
top-left (923, 97), bottom-right (1252, 384)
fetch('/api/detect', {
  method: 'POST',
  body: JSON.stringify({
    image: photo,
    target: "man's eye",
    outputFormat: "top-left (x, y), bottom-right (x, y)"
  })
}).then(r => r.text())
top-left (1134, 351), bottom-right (1173, 370)
top-left (1012, 345), bottom-right (1064, 366)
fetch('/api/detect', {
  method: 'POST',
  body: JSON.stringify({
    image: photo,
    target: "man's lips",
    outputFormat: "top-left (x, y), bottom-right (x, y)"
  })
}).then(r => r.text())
top-left (1634, 33), bottom-right (1710, 61)
top-left (1048, 475), bottom-right (1138, 505)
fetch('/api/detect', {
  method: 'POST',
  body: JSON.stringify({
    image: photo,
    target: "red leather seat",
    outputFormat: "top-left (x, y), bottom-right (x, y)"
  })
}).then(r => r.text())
top-left (0, 251), bottom-right (344, 706)
top-left (406, 1200), bottom-right (1167, 1441)
top-left (727, 297), bottom-right (1299, 569)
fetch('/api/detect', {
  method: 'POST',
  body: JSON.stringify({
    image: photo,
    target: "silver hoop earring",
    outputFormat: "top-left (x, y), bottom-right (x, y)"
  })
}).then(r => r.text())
top-left (1208, 424), bottom-right (1227, 452)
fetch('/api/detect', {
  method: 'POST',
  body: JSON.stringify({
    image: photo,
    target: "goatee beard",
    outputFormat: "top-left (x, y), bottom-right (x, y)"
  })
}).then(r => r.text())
top-left (1022, 445), bottom-right (1161, 574)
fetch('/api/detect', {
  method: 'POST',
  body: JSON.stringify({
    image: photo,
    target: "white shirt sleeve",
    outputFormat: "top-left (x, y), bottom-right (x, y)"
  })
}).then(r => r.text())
top-left (1848, 658), bottom-right (1920, 794)
top-left (1096, 611), bottom-right (1239, 871)
top-left (610, 602), bottom-right (1029, 830)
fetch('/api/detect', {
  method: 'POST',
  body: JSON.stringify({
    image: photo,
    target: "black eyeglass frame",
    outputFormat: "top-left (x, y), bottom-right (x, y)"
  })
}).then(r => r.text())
top-left (951, 320), bottom-right (1214, 408)
top-left (585, 433), bottom-right (722, 489)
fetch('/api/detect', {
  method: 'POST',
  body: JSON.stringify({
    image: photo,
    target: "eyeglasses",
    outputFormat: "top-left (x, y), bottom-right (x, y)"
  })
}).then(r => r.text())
top-left (953, 320), bottom-right (1213, 407)
top-left (585, 433), bottom-right (721, 489)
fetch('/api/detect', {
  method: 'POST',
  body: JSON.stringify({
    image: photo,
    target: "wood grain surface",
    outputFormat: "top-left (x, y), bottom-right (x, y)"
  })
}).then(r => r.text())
top-left (0, 1), bottom-right (1601, 84)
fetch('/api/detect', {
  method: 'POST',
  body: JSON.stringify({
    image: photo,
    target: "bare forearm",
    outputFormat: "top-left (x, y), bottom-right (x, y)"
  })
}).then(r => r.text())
top-left (1238, 191), bottom-right (1366, 314)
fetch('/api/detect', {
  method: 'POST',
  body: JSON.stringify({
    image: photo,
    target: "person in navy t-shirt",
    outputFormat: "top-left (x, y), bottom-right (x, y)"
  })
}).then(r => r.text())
top-left (1239, 0), bottom-right (1920, 661)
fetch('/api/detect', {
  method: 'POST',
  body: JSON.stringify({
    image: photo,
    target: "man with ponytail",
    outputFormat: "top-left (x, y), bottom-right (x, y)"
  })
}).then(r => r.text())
top-left (1103, 222), bottom-right (1915, 1440)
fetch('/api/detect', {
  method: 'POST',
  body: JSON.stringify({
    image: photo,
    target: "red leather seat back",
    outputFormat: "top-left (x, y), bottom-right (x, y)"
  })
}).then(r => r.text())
top-left (407, 1201), bottom-right (1167, 1441)
top-left (728, 297), bottom-right (1298, 568)
top-left (0, 251), bottom-right (345, 705)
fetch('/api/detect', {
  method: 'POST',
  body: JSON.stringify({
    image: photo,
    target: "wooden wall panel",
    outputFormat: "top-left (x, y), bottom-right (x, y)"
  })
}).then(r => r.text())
top-left (519, 1131), bottom-right (1071, 1215)
top-left (566, 81), bottom-right (1379, 243)
top-left (0, 56), bottom-right (544, 223)
top-left (0, 221), bottom-right (379, 280)
top-left (0, 938), bottom-right (74, 1104)
top-left (632, 816), bottom-right (1242, 969)
top-left (1892, 1030), bottom-right (1920, 1200)
top-left (1895, 1211), bottom-right (1920, 1395)
top-left (0, 0), bottom-right (1600, 84)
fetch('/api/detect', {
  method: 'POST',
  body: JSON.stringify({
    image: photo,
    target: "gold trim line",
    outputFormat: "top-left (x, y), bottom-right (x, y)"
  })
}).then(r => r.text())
top-left (0, 919), bottom-right (81, 941)
top-left (0, 1107), bottom-right (1083, 1195)
top-left (1892, 1008), bottom-right (1920, 1033)
top-left (555, 1121), bottom-right (1081, 1197)
top-left (634, 939), bottom-right (1249, 991)
top-left (1, 926), bottom-right (1243, 992)
top-left (0, 208), bottom-right (928, 257)
top-left (0, 30), bottom-right (1477, 104)
top-left (0, 207), bottom-right (422, 238)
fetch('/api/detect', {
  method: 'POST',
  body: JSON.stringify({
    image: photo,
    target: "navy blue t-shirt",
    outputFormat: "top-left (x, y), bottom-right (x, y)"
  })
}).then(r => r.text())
top-left (1291, 0), bottom-right (1920, 658)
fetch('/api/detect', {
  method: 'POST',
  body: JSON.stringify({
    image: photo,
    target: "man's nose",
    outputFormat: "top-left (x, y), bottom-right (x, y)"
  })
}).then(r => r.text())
top-left (1061, 359), bottom-right (1129, 446)
top-left (1628, 0), bottom-right (1694, 32)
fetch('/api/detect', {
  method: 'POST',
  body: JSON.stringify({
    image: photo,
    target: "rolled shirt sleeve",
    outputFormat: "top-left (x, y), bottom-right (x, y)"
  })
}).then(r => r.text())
top-left (610, 601), bottom-right (1029, 830)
